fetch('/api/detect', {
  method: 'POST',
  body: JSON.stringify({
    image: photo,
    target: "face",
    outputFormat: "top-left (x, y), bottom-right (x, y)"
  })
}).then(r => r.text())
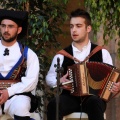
top-left (0, 19), bottom-right (22, 43)
top-left (70, 17), bottom-right (91, 43)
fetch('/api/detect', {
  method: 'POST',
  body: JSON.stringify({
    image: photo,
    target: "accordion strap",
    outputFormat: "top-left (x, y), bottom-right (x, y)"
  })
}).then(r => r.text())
top-left (57, 49), bottom-right (80, 63)
top-left (57, 45), bottom-right (104, 63)
top-left (82, 45), bottom-right (103, 62)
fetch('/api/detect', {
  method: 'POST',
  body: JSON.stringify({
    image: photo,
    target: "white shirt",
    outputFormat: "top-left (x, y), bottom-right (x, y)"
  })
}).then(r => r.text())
top-left (0, 41), bottom-right (39, 97)
top-left (46, 41), bottom-right (113, 87)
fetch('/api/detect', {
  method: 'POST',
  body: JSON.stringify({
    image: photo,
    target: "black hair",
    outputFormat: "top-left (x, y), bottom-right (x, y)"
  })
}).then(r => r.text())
top-left (70, 8), bottom-right (91, 26)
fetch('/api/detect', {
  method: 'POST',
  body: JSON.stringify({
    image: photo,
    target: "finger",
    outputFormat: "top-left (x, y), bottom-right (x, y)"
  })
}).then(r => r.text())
top-left (114, 82), bottom-right (120, 87)
top-left (111, 85), bottom-right (119, 93)
top-left (63, 72), bottom-right (69, 78)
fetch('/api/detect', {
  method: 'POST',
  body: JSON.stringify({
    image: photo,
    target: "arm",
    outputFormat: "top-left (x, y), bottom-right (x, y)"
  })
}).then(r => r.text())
top-left (46, 54), bottom-right (64, 87)
top-left (46, 54), bottom-right (72, 90)
top-left (7, 48), bottom-right (39, 97)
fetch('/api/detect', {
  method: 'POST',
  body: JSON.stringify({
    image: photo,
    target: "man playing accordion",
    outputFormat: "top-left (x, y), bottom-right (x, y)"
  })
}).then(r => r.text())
top-left (46, 8), bottom-right (120, 120)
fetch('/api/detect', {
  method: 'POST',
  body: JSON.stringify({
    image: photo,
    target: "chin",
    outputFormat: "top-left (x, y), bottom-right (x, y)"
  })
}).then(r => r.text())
top-left (73, 39), bottom-right (79, 42)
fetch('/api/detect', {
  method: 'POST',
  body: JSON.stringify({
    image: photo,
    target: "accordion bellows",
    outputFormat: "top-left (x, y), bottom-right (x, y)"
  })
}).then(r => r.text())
top-left (68, 62), bottom-right (120, 101)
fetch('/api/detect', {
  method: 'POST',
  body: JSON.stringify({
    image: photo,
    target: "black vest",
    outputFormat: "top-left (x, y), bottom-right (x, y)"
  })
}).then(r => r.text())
top-left (62, 43), bottom-right (103, 75)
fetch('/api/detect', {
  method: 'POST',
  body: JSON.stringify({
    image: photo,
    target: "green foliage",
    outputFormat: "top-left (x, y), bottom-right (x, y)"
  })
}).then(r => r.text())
top-left (1, 0), bottom-right (120, 117)
top-left (0, 0), bottom-right (68, 116)
top-left (85, 0), bottom-right (120, 44)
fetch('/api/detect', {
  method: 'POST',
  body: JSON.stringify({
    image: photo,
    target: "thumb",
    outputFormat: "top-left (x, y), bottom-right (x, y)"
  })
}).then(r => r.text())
top-left (63, 72), bottom-right (68, 78)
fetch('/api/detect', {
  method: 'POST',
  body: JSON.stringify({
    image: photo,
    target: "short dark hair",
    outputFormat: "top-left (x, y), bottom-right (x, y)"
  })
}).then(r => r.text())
top-left (70, 8), bottom-right (91, 26)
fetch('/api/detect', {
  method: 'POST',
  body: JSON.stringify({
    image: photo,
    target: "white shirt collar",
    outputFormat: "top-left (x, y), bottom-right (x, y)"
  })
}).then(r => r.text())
top-left (72, 40), bottom-right (91, 52)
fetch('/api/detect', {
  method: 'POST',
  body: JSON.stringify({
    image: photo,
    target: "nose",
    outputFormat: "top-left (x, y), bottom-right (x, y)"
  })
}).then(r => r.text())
top-left (72, 26), bottom-right (77, 32)
top-left (73, 26), bottom-right (76, 31)
top-left (4, 26), bottom-right (9, 31)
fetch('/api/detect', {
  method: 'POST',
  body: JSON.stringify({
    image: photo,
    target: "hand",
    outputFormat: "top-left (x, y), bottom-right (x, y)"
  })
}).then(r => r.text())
top-left (60, 72), bottom-right (72, 91)
top-left (111, 82), bottom-right (120, 94)
top-left (0, 89), bottom-right (9, 105)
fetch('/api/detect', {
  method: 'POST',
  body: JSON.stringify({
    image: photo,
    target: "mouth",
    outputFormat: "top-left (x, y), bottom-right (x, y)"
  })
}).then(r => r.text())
top-left (72, 34), bottom-right (78, 38)
top-left (73, 34), bottom-right (78, 36)
top-left (4, 33), bottom-right (9, 35)
top-left (3, 33), bottom-right (10, 37)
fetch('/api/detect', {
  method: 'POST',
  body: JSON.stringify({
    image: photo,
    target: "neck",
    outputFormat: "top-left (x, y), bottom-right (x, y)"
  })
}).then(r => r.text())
top-left (73, 40), bottom-right (89, 51)
top-left (1, 39), bottom-right (17, 47)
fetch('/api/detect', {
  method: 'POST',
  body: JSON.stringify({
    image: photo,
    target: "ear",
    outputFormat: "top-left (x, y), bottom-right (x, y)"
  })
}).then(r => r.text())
top-left (87, 25), bottom-right (92, 33)
top-left (17, 27), bottom-right (22, 34)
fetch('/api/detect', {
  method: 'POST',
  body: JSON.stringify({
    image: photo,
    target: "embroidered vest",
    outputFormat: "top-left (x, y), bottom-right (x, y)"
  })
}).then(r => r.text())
top-left (0, 43), bottom-right (28, 81)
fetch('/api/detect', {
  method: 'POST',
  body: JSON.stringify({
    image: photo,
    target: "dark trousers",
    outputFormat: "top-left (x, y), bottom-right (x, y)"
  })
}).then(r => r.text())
top-left (47, 94), bottom-right (106, 120)
top-left (14, 115), bottom-right (31, 120)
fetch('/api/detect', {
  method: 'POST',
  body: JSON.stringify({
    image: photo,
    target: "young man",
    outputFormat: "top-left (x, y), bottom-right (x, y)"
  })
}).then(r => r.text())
top-left (0, 9), bottom-right (39, 120)
top-left (46, 8), bottom-right (120, 120)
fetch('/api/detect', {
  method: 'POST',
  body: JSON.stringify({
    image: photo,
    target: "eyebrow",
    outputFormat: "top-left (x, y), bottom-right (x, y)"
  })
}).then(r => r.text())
top-left (1, 23), bottom-right (15, 26)
top-left (70, 23), bottom-right (83, 26)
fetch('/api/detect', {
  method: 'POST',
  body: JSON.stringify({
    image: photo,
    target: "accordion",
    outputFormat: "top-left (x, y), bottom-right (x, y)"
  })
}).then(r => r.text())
top-left (68, 62), bottom-right (120, 101)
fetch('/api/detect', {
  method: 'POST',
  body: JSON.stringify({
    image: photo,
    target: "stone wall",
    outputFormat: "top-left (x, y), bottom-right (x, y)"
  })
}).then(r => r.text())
top-left (97, 29), bottom-right (120, 120)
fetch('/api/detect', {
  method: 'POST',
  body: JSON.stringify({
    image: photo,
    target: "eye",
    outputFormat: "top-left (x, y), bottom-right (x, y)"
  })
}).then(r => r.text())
top-left (0, 24), bottom-right (6, 28)
top-left (77, 24), bottom-right (82, 28)
top-left (8, 25), bottom-right (15, 29)
top-left (0, 24), bottom-right (17, 29)
top-left (70, 25), bottom-right (73, 28)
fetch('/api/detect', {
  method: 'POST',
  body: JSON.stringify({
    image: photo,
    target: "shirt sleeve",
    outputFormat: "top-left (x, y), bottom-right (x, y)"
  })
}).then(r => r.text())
top-left (7, 48), bottom-right (39, 97)
top-left (102, 49), bottom-right (113, 65)
top-left (46, 54), bottom-right (64, 87)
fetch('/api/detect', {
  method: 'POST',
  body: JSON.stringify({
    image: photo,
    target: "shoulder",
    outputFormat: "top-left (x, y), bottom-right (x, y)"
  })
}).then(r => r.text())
top-left (90, 42), bottom-right (99, 48)
top-left (64, 44), bottom-right (72, 51)
top-left (53, 54), bottom-right (64, 62)
top-left (102, 48), bottom-right (110, 55)
top-left (101, 48), bottom-right (113, 65)
top-left (27, 48), bottom-right (38, 58)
